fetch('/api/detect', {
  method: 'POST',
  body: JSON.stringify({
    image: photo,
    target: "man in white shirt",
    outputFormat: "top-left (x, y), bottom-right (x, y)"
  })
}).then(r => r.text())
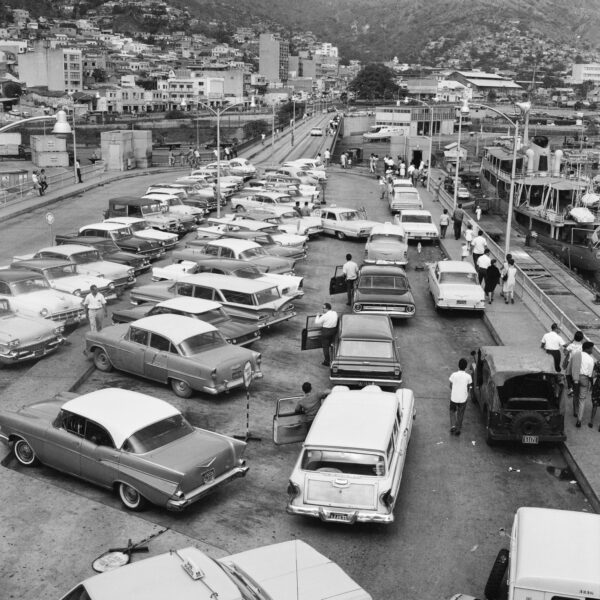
top-left (342, 253), bottom-right (359, 306)
top-left (83, 285), bottom-right (108, 332)
top-left (476, 249), bottom-right (492, 284)
top-left (449, 357), bottom-right (472, 436)
top-left (471, 230), bottom-right (487, 266)
top-left (540, 322), bottom-right (565, 372)
top-left (314, 302), bottom-right (338, 366)
top-left (568, 340), bottom-right (595, 427)
top-left (324, 148), bottom-right (331, 167)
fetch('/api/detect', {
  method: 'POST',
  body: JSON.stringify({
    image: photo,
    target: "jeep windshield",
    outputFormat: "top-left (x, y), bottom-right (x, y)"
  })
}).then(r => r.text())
top-left (498, 373), bottom-right (562, 410)
top-left (10, 276), bottom-right (51, 294)
top-left (339, 340), bottom-right (394, 359)
top-left (358, 275), bottom-right (409, 292)
top-left (141, 202), bottom-right (166, 215)
top-left (301, 448), bottom-right (386, 476)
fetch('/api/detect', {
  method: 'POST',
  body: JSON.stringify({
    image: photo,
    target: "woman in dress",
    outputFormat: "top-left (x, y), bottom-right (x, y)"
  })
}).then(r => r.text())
top-left (484, 258), bottom-right (501, 304)
top-left (504, 258), bottom-right (517, 304)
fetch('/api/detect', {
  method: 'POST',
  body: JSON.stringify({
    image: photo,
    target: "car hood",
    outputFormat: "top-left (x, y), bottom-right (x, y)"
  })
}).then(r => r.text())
top-left (250, 256), bottom-right (293, 272)
top-left (49, 274), bottom-right (113, 294)
top-left (14, 396), bottom-right (72, 423)
top-left (118, 237), bottom-right (162, 251)
top-left (271, 233), bottom-right (307, 246)
top-left (130, 281), bottom-right (174, 301)
top-left (221, 540), bottom-right (371, 600)
top-left (111, 305), bottom-right (151, 322)
top-left (8, 290), bottom-right (83, 313)
top-left (335, 219), bottom-right (379, 231)
top-left (0, 313), bottom-right (58, 342)
top-left (133, 230), bottom-right (178, 243)
top-left (75, 260), bottom-right (131, 279)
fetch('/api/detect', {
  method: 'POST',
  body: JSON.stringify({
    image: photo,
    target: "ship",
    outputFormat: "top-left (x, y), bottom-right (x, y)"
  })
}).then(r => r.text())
top-left (481, 134), bottom-right (600, 273)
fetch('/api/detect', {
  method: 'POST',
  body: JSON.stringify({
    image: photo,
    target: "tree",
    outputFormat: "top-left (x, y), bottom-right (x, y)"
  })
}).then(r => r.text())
top-left (136, 78), bottom-right (157, 91)
top-left (348, 64), bottom-right (398, 100)
top-left (92, 68), bottom-right (107, 83)
top-left (3, 82), bottom-right (22, 99)
top-left (487, 89), bottom-right (497, 103)
top-left (243, 119), bottom-right (269, 140)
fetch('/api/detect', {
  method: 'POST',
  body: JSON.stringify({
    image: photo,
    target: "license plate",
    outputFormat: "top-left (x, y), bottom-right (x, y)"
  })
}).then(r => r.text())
top-left (202, 469), bottom-right (215, 483)
top-left (456, 300), bottom-right (467, 305)
top-left (522, 435), bottom-right (539, 444)
top-left (328, 512), bottom-right (350, 521)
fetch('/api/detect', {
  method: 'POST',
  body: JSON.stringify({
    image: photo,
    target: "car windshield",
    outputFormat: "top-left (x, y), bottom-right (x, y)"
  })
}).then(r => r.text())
top-left (45, 265), bottom-right (77, 279)
top-left (359, 275), bottom-right (409, 292)
top-left (232, 267), bottom-right (262, 279)
top-left (339, 340), bottom-right (394, 358)
top-left (10, 277), bottom-right (51, 294)
top-left (339, 211), bottom-right (360, 221)
top-left (142, 202), bottom-right (164, 214)
top-left (124, 414), bottom-right (194, 453)
top-left (111, 228), bottom-right (131, 240)
top-left (240, 247), bottom-right (267, 259)
top-left (439, 272), bottom-right (478, 284)
top-left (127, 221), bottom-right (148, 232)
top-left (255, 286), bottom-right (280, 304)
top-left (72, 250), bottom-right (102, 263)
top-left (403, 215), bottom-right (432, 224)
top-left (369, 234), bottom-right (404, 243)
top-left (167, 197), bottom-right (184, 207)
top-left (279, 212), bottom-right (298, 221)
top-left (301, 449), bottom-right (386, 476)
top-left (178, 330), bottom-right (227, 355)
top-left (275, 196), bottom-right (292, 204)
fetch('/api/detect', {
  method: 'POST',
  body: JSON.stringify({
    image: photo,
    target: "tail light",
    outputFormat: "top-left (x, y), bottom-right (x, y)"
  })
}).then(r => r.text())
top-left (380, 490), bottom-right (394, 510)
top-left (287, 481), bottom-right (300, 500)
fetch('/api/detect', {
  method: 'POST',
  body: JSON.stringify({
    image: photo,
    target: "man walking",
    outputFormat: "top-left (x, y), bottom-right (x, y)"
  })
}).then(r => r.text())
top-left (82, 285), bottom-right (108, 332)
top-left (476, 248), bottom-right (492, 284)
top-left (315, 302), bottom-right (338, 366)
top-left (541, 322), bottom-right (565, 372)
top-left (568, 341), bottom-right (595, 427)
top-left (324, 148), bottom-right (330, 167)
top-left (39, 169), bottom-right (48, 194)
top-left (75, 159), bottom-right (83, 183)
top-left (342, 253), bottom-right (359, 306)
top-left (471, 229), bottom-right (487, 267)
top-left (452, 203), bottom-right (465, 240)
top-left (439, 209), bottom-right (450, 239)
top-left (449, 357), bottom-right (472, 436)
top-left (300, 201), bottom-right (311, 217)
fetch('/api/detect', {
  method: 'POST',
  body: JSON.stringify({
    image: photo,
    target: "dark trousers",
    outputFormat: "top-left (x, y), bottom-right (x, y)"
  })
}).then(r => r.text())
top-left (440, 224), bottom-right (448, 238)
top-left (449, 401), bottom-right (466, 431)
top-left (546, 349), bottom-right (562, 372)
top-left (321, 327), bottom-right (337, 364)
top-left (478, 267), bottom-right (487, 285)
top-left (76, 168), bottom-right (83, 183)
top-left (453, 220), bottom-right (462, 240)
top-left (346, 278), bottom-right (356, 305)
top-left (472, 252), bottom-right (482, 267)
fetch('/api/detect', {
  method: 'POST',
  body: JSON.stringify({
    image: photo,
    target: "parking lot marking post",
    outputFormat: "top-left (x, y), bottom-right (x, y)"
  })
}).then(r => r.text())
top-left (234, 364), bottom-right (262, 442)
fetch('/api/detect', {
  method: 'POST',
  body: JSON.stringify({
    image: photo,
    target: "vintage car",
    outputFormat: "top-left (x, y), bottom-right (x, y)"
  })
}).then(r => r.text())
top-left (364, 222), bottom-right (408, 266)
top-left (33, 243), bottom-right (139, 286)
top-left (302, 313), bottom-right (403, 386)
top-left (111, 296), bottom-right (261, 346)
top-left (104, 196), bottom-right (188, 235)
top-left (317, 205), bottom-right (379, 240)
top-left (394, 210), bottom-right (439, 241)
top-left (260, 173), bottom-right (320, 199)
top-left (389, 184), bottom-right (423, 213)
top-left (285, 160), bottom-right (327, 181)
top-left (0, 297), bottom-right (64, 364)
top-left (85, 314), bottom-right (262, 397)
top-left (151, 254), bottom-right (304, 299)
top-left (330, 264), bottom-right (415, 318)
top-left (472, 346), bottom-right (566, 445)
top-left (141, 191), bottom-right (204, 225)
top-left (10, 258), bottom-right (117, 300)
top-left (77, 222), bottom-right (165, 260)
top-left (241, 206), bottom-right (323, 237)
top-left (206, 158), bottom-right (256, 179)
top-left (265, 166), bottom-right (320, 187)
top-left (232, 190), bottom-right (315, 214)
top-left (278, 384), bottom-right (415, 524)
top-left (177, 174), bottom-right (236, 199)
top-left (310, 127), bottom-right (324, 136)
top-left (0, 269), bottom-right (86, 326)
top-left (58, 540), bottom-right (372, 600)
top-left (185, 238), bottom-right (295, 274)
top-left (148, 181), bottom-right (217, 211)
top-left (130, 273), bottom-right (296, 329)
top-left (0, 388), bottom-right (249, 511)
top-left (190, 167), bottom-right (243, 190)
top-left (427, 260), bottom-right (485, 311)
top-left (103, 216), bottom-right (179, 249)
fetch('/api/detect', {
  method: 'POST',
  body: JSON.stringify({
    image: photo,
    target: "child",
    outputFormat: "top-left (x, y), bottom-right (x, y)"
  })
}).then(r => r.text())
top-left (464, 224), bottom-right (474, 251)
top-left (461, 243), bottom-right (469, 261)
top-left (475, 204), bottom-right (482, 222)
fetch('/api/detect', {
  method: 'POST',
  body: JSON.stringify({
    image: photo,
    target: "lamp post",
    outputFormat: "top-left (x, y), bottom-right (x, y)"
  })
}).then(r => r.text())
top-left (52, 109), bottom-right (78, 184)
top-left (196, 97), bottom-right (253, 218)
top-left (271, 100), bottom-right (276, 165)
top-left (453, 96), bottom-right (471, 212)
top-left (291, 98), bottom-right (296, 147)
top-left (404, 97), bottom-right (438, 190)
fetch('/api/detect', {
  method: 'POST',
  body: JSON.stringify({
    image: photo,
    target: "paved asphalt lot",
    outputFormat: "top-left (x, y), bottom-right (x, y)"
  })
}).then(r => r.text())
top-left (0, 158), bottom-right (590, 599)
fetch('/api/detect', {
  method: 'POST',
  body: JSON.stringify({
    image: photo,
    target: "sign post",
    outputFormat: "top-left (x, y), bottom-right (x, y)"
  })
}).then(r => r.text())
top-left (234, 361), bottom-right (262, 442)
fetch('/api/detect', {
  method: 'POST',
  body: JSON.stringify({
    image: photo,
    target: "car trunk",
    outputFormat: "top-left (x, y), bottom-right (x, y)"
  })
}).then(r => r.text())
top-left (304, 473), bottom-right (378, 511)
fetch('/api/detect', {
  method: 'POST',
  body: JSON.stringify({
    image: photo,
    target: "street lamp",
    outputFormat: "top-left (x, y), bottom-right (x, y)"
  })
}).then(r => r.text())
top-left (291, 98), bottom-right (296, 147)
top-left (404, 97), bottom-right (438, 190)
top-left (197, 96), bottom-right (254, 218)
top-left (52, 109), bottom-right (78, 185)
top-left (453, 95), bottom-right (471, 212)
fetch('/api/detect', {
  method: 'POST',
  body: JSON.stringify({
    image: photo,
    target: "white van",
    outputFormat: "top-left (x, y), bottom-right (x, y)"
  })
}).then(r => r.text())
top-left (485, 507), bottom-right (600, 600)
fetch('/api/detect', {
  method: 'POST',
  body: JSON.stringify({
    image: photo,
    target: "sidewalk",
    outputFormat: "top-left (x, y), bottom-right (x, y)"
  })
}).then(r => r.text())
top-left (419, 180), bottom-right (600, 513)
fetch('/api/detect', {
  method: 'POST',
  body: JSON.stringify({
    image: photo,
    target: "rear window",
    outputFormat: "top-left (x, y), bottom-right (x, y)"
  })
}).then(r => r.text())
top-left (439, 272), bottom-right (477, 285)
top-left (339, 340), bottom-right (394, 358)
top-left (358, 275), bottom-right (409, 292)
top-left (123, 414), bottom-right (193, 453)
top-left (178, 331), bottom-right (226, 355)
top-left (301, 449), bottom-right (386, 476)
top-left (221, 289), bottom-right (254, 305)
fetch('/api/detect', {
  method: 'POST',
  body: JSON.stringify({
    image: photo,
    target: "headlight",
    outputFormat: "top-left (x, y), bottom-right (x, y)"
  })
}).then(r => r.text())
top-left (108, 282), bottom-right (115, 290)
top-left (210, 368), bottom-right (217, 380)
top-left (54, 325), bottom-right (64, 335)
top-left (127, 268), bottom-right (135, 277)
top-left (73, 289), bottom-right (82, 297)
top-left (160, 240), bottom-right (166, 247)
top-left (354, 303), bottom-right (362, 311)
top-left (227, 339), bottom-right (234, 344)
top-left (40, 308), bottom-right (49, 317)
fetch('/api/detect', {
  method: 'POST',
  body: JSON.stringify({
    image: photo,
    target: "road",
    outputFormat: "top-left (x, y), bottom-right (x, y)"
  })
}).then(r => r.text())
top-left (0, 129), bottom-right (589, 600)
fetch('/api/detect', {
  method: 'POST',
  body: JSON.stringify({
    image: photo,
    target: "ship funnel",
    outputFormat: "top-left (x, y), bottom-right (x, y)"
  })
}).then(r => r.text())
top-left (553, 149), bottom-right (563, 176)
top-left (525, 148), bottom-right (535, 174)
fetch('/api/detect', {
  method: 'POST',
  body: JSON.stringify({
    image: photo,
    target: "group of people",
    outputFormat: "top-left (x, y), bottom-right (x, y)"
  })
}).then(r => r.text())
top-left (541, 324), bottom-right (600, 429)
top-left (340, 151), bottom-right (353, 169)
top-left (31, 169), bottom-right (48, 196)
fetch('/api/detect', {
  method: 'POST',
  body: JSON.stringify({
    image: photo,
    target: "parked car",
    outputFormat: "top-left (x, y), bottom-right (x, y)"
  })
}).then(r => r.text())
top-left (0, 297), bottom-right (64, 364)
top-left (284, 160), bottom-right (327, 182)
top-left (85, 314), bottom-right (262, 397)
top-left (310, 127), bottom-right (324, 136)
top-left (278, 384), bottom-right (415, 524)
top-left (76, 223), bottom-right (165, 260)
top-left (364, 222), bottom-right (408, 265)
top-left (104, 216), bottom-right (179, 249)
top-left (206, 158), bottom-right (256, 180)
top-left (130, 273), bottom-right (297, 329)
top-left (0, 269), bottom-right (86, 326)
top-left (10, 258), bottom-right (117, 300)
top-left (317, 206), bottom-right (379, 240)
top-left (261, 173), bottom-right (320, 199)
top-left (330, 264), bottom-right (416, 318)
top-left (148, 182), bottom-right (216, 212)
top-left (112, 296), bottom-right (260, 346)
top-left (472, 346), bottom-right (566, 445)
top-left (142, 191), bottom-right (204, 225)
top-left (243, 207), bottom-right (323, 237)
top-left (389, 184), bottom-right (422, 213)
top-left (427, 260), bottom-right (485, 311)
top-left (302, 313), bottom-right (403, 386)
top-left (190, 167), bottom-right (243, 190)
top-left (394, 210), bottom-right (439, 241)
top-left (232, 190), bottom-right (314, 214)
top-left (151, 253), bottom-right (304, 299)
top-left (0, 388), bottom-right (249, 510)
top-left (57, 540), bottom-right (372, 600)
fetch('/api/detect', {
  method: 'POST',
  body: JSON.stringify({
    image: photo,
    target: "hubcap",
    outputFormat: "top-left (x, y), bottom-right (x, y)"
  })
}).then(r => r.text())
top-left (122, 485), bottom-right (139, 505)
top-left (17, 442), bottom-right (33, 463)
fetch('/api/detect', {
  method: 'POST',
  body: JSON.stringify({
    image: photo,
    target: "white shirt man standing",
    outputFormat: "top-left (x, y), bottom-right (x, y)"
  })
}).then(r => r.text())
top-left (342, 253), bottom-right (359, 306)
top-left (567, 340), bottom-right (596, 427)
top-left (83, 285), bottom-right (108, 332)
top-left (314, 302), bottom-right (338, 366)
top-left (541, 322), bottom-right (565, 372)
top-left (449, 357), bottom-right (472, 436)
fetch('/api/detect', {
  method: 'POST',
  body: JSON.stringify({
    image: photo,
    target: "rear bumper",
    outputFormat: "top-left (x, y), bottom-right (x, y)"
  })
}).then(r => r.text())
top-left (330, 374), bottom-right (402, 387)
top-left (436, 301), bottom-right (485, 311)
top-left (203, 370), bottom-right (263, 395)
top-left (257, 311), bottom-right (296, 329)
top-left (286, 504), bottom-right (393, 524)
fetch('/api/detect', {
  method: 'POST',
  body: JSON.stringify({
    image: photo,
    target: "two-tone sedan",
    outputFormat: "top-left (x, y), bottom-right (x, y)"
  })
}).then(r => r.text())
top-left (111, 297), bottom-right (261, 346)
top-left (318, 206), bottom-right (380, 240)
top-left (394, 210), bottom-right (439, 242)
top-left (428, 260), bottom-right (485, 312)
top-left (0, 388), bottom-right (249, 511)
top-left (0, 297), bottom-right (64, 364)
top-left (78, 223), bottom-right (165, 260)
top-left (85, 314), bottom-right (262, 397)
top-left (364, 222), bottom-right (408, 266)
top-left (104, 216), bottom-right (179, 250)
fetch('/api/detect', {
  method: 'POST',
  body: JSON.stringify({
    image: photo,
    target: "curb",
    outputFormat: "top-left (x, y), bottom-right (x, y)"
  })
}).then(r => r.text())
top-left (560, 442), bottom-right (600, 512)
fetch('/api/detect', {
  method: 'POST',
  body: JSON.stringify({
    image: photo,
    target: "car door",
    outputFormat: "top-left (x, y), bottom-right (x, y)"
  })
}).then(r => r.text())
top-left (112, 326), bottom-right (147, 373)
top-left (273, 397), bottom-right (309, 444)
top-left (329, 265), bottom-right (346, 295)
top-left (79, 420), bottom-right (120, 487)
top-left (43, 411), bottom-right (85, 476)
top-left (144, 332), bottom-right (171, 383)
top-left (428, 265), bottom-right (440, 298)
top-left (320, 210), bottom-right (335, 233)
top-left (301, 315), bottom-right (322, 350)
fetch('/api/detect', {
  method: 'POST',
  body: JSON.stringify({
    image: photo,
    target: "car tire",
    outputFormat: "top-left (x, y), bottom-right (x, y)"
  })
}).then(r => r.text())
top-left (13, 438), bottom-right (38, 466)
top-left (236, 205), bottom-right (246, 213)
top-left (93, 348), bottom-right (113, 372)
top-left (336, 231), bottom-right (346, 240)
top-left (118, 482), bottom-right (147, 511)
top-left (511, 411), bottom-right (545, 437)
top-left (484, 549), bottom-right (509, 600)
top-left (171, 378), bottom-right (193, 398)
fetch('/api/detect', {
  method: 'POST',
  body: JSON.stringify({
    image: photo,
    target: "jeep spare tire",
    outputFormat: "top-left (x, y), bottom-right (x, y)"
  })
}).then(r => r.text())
top-left (485, 548), bottom-right (509, 600)
top-left (511, 411), bottom-right (545, 437)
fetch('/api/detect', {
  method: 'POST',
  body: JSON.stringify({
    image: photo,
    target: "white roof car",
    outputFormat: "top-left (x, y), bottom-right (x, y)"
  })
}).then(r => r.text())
top-left (206, 216), bottom-right (308, 247)
top-left (104, 217), bottom-right (179, 248)
top-left (207, 158), bottom-right (256, 178)
top-left (232, 190), bottom-right (312, 213)
top-left (318, 205), bottom-right (380, 240)
top-left (364, 222), bottom-right (408, 265)
top-left (427, 260), bottom-right (485, 311)
top-left (59, 541), bottom-right (372, 600)
top-left (394, 210), bottom-right (439, 241)
top-left (310, 127), bottom-right (323, 136)
top-left (142, 193), bottom-right (204, 223)
top-left (135, 313), bottom-right (217, 345)
top-left (286, 160), bottom-right (327, 181)
top-left (62, 388), bottom-right (179, 449)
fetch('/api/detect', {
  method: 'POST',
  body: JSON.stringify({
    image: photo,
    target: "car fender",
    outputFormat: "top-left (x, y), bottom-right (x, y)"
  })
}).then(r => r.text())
top-left (167, 357), bottom-right (207, 390)
top-left (114, 467), bottom-right (180, 507)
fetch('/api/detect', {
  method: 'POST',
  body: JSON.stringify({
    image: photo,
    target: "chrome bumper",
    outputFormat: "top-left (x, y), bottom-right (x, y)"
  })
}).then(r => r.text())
top-left (286, 504), bottom-right (394, 524)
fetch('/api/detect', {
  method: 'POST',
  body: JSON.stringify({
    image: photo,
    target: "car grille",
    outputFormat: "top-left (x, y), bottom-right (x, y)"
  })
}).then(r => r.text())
top-left (113, 276), bottom-right (133, 288)
top-left (137, 247), bottom-right (165, 259)
top-left (49, 308), bottom-right (85, 323)
top-left (15, 337), bottom-right (62, 359)
top-left (354, 303), bottom-right (415, 314)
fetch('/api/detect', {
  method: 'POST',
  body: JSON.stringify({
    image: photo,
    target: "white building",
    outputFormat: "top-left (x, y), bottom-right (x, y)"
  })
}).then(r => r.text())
top-left (571, 63), bottom-right (600, 85)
